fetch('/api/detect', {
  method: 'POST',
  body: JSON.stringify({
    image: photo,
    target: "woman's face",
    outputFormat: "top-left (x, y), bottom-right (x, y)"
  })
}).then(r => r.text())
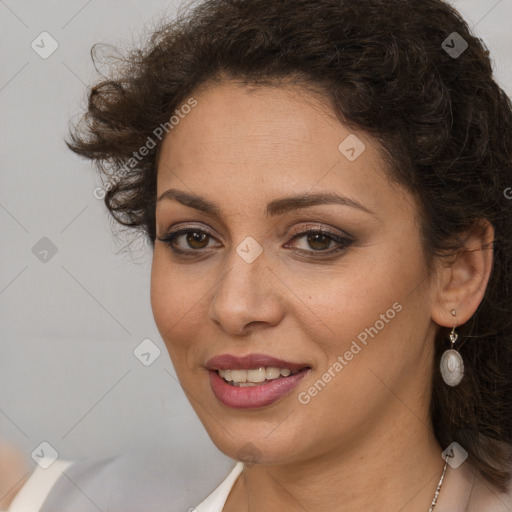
top-left (151, 81), bottom-right (440, 465)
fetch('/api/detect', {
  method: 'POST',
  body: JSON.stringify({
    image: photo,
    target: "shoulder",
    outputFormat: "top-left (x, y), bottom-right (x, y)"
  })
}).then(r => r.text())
top-left (7, 458), bottom-right (75, 512)
top-left (8, 448), bottom-right (235, 512)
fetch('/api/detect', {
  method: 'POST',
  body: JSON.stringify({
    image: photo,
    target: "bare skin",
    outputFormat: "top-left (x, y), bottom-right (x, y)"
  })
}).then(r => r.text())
top-left (150, 80), bottom-right (495, 511)
top-left (0, 441), bottom-right (30, 510)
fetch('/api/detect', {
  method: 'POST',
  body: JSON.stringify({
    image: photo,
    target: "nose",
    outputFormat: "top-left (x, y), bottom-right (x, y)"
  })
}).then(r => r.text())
top-left (209, 245), bottom-right (285, 336)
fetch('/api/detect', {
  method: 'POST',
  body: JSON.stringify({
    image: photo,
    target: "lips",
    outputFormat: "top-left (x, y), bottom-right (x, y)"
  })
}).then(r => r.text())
top-left (205, 353), bottom-right (309, 372)
top-left (205, 353), bottom-right (311, 409)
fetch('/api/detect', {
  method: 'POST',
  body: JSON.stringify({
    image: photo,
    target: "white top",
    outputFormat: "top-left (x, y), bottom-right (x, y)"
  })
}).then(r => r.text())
top-left (7, 459), bottom-right (74, 512)
top-left (194, 462), bottom-right (244, 511)
top-left (6, 459), bottom-right (243, 512)
top-left (8, 457), bottom-right (512, 511)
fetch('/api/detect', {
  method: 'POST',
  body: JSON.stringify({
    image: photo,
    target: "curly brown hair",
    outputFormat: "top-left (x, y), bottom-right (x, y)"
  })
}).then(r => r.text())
top-left (66, 0), bottom-right (512, 494)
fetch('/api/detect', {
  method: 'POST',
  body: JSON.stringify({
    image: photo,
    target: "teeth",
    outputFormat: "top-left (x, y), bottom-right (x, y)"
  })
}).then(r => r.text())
top-left (218, 366), bottom-right (300, 384)
top-left (230, 370), bottom-right (247, 383)
top-left (266, 367), bottom-right (281, 380)
top-left (247, 367), bottom-right (266, 383)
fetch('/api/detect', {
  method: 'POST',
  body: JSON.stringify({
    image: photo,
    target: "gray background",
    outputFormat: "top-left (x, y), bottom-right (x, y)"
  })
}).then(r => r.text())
top-left (1, 0), bottom-right (511, 479)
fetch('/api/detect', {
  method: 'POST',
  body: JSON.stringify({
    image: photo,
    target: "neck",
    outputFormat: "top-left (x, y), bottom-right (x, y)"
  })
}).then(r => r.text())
top-left (230, 408), bottom-right (446, 512)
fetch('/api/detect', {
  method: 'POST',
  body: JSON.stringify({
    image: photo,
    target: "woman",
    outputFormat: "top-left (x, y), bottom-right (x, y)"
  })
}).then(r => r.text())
top-left (9, 0), bottom-right (512, 510)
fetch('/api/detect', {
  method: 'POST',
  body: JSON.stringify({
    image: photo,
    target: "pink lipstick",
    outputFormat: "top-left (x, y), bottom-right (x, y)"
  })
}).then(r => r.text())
top-left (205, 353), bottom-right (311, 409)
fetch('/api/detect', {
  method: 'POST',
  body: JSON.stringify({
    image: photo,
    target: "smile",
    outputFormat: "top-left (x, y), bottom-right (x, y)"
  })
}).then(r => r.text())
top-left (217, 367), bottom-right (301, 386)
top-left (205, 353), bottom-right (311, 408)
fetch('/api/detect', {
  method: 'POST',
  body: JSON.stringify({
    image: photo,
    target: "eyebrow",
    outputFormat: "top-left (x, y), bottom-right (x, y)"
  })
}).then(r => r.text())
top-left (156, 188), bottom-right (377, 218)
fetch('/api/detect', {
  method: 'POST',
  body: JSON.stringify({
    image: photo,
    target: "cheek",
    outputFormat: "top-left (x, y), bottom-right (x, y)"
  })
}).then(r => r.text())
top-left (150, 251), bottom-right (199, 355)
top-left (150, 252), bottom-right (174, 333)
top-left (280, 250), bottom-right (403, 343)
top-left (289, 270), bottom-right (424, 449)
top-left (289, 238), bottom-right (428, 383)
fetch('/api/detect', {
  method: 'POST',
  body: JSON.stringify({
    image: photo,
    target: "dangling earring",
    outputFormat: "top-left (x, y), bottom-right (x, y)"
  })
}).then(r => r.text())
top-left (440, 309), bottom-right (464, 386)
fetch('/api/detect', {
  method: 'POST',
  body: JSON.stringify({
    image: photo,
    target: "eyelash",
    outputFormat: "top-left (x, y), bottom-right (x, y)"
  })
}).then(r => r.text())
top-left (157, 225), bottom-right (354, 258)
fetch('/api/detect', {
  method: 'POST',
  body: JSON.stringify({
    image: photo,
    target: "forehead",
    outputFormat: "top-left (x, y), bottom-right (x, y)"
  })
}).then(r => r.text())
top-left (156, 81), bottom-right (413, 219)
top-left (161, 81), bottom-right (341, 160)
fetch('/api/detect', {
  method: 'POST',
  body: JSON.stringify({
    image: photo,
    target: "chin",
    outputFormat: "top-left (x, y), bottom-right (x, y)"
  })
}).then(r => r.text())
top-left (198, 416), bottom-right (308, 466)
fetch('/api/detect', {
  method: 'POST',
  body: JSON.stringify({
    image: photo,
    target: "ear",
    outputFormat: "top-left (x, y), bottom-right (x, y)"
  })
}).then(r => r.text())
top-left (430, 218), bottom-right (495, 328)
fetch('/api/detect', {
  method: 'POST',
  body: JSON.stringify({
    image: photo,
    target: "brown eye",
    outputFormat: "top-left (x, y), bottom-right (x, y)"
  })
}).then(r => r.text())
top-left (304, 232), bottom-right (333, 251)
top-left (286, 228), bottom-right (354, 255)
top-left (157, 228), bottom-right (220, 255)
top-left (186, 231), bottom-right (210, 249)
